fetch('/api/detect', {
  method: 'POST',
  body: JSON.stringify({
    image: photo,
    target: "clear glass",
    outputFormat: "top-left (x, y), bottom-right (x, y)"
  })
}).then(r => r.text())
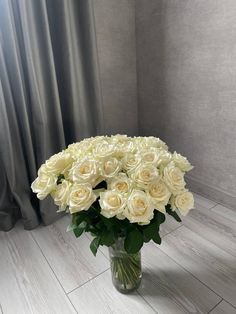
top-left (108, 238), bottom-right (142, 293)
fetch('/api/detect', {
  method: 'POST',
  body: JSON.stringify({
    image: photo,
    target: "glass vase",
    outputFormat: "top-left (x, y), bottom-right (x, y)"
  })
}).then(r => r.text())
top-left (108, 238), bottom-right (142, 293)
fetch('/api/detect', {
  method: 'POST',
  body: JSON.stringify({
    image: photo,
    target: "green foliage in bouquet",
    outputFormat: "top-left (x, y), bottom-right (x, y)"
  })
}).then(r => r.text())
top-left (66, 181), bottom-right (181, 256)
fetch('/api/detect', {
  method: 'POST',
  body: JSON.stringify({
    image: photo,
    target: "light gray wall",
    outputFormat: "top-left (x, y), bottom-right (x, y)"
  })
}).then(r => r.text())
top-left (136, 0), bottom-right (236, 209)
top-left (93, 0), bottom-right (138, 136)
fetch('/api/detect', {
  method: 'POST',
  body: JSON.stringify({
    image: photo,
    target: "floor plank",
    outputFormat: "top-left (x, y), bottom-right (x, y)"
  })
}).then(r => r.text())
top-left (212, 204), bottom-right (236, 223)
top-left (0, 223), bottom-right (75, 314)
top-left (159, 214), bottom-right (181, 237)
top-left (193, 193), bottom-right (217, 209)
top-left (138, 242), bottom-right (221, 314)
top-left (210, 300), bottom-right (236, 314)
top-left (182, 205), bottom-right (236, 257)
top-left (160, 226), bottom-right (236, 307)
top-left (68, 269), bottom-right (156, 314)
top-left (31, 215), bottom-right (109, 293)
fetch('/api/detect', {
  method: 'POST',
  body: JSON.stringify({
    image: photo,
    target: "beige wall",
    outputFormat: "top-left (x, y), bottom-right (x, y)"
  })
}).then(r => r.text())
top-left (136, 0), bottom-right (236, 209)
top-left (93, 0), bottom-right (138, 136)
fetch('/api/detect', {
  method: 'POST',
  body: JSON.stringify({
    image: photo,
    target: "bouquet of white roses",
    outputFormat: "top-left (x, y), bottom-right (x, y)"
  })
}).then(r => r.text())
top-left (32, 135), bottom-right (194, 256)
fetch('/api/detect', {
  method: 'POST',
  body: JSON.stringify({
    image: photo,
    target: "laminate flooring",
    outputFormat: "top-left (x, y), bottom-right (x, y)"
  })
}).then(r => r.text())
top-left (1, 193), bottom-right (236, 314)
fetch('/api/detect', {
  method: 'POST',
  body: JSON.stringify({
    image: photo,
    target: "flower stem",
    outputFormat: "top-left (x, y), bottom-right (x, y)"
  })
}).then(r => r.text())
top-left (110, 252), bottom-right (141, 292)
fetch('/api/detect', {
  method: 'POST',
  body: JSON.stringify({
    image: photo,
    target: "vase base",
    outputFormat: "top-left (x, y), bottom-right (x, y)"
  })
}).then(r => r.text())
top-left (112, 278), bottom-right (142, 294)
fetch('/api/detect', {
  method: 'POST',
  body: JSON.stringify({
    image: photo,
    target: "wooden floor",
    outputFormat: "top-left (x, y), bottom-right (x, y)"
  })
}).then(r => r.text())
top-left (1, 194), bottom-right (236, 314)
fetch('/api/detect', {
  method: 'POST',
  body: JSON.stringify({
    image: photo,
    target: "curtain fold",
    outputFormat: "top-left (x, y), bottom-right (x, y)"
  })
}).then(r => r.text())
top-left (0, 0), bottom-right (104, 231)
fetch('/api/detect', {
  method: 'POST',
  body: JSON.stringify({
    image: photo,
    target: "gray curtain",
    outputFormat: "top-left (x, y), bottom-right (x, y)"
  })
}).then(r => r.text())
top-left (0, 0), bottom-right (104, 231)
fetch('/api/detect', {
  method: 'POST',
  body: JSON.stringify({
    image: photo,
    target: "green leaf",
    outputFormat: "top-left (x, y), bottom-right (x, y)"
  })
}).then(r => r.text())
top-left (124, 228), bottom-right (143, 254)
top-left (166, 207), bottom-right (182, 222)
top-left (90, 237), bottom-right (101, 256)
top-left (66, 223), bottom-right (77, 232)
top-left (94, 180), bottom-right (107, 189)
top-left (57, 174), bottom-right (65, 185)
top-left (101, 216), bottom-right (116, 230)
top-left (73, 221), bottom-right (87, 238)
top-left (90, 203), bottom-right (101, 213)
top-left (72, 212), bottom-right (87, 226)
top-left (100, 230), bottom-right (115, 246)
top-left (73, 227), bottom-right (84, 238)
top-left (152, 232), bottom-right (162, 245)
top-left (169, 211), bottom-right (182, 222)
top-left (166, 204), bottom-right (171, 211)
top-left (155, 211), bottom-right (166, 225)
top-left (95, 220), bottom-right (105, 230)
top-left (143, 222), bottom-right (159, 242)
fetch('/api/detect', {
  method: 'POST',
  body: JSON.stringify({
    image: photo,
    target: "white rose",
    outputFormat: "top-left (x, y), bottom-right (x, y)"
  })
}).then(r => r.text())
top-left (146, 179), bottom-right (171, 213)
top-left (51, 180), bottom-right (71, 211)
top-left (120, 140), bottom-right (136, 154)
top-left (115, 140), bottom-right (136, 159)
top-left (113, 144), bottom-right (127, 159)
top-left (111, 134), bottom-right (128, 143)
top-left (131, 164), bottom-right (159, 189)
top-left (99, 191), bottom-right (126, 218)
top-left (116, 212), bottom-right (126, 220)
top-left (144, 137), bottom-right (168, 150)
top-left (78, 137), bottom-right (105, 155)
top-left (69, 158), bottom-right (98, 184)
top-left (172, 151), bottom-right (193, 172)
top-left (171, 191), bottom-right (194, 216)
top-left (108, 173), bottom-right (132, 194)
top-left (122, 153), bottom-right (141, 172)
top-left (68, 183), bottom-right (96, 213)
top-left (66, 143), bottom-right (84, 159)
top-left (133, 137), bottom-right (150, 151)
top-left (163, 162), bottom-right (186, 194)
top-left (93, 140), bottom-right (115, 159)
top-left (69, 140), bottom-right (94, 158)
top-left (156, 150), bottom-right (172, 167)
top-left (37, 163), bottom-right (48, 176)
top-left (90, 135), bottom-right (106, 142)
top-left (100, 157), bottom-right (121, 178)
top-left (124, 190), bottom-right (154, 224)
top-left (45, 152), bottom-right (74, 175)
top-left (31, 173), bottom-right (57, 200)
top-left (142, 150), bottom-right (159, 166)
